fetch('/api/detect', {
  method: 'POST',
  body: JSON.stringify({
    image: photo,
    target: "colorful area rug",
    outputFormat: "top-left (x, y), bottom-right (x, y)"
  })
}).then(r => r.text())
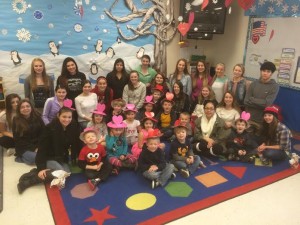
top-left (46, 141), bottom-right (300, 225)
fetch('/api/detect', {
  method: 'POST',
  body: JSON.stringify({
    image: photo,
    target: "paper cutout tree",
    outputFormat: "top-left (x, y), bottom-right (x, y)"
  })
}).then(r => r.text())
top-left (105, 0), bottom-right (177, 73)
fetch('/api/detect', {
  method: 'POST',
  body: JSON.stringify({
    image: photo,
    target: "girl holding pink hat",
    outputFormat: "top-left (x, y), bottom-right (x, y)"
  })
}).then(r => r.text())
top-left (105, 115), bottom-right (137, 174)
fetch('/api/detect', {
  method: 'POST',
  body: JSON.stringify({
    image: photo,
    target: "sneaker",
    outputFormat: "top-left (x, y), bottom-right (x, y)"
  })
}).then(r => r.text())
top-left (6, 148), bottom-right (15, 156)
top-left (170, 173), bottom-right (176, 179)
top-left (228, 154), bottom-right (236, 161)
top-left (199, 160), bottom-right (206, 168)
top-left (88, 179), bottom-right (100, 191)
top-left (151, 179), bottom-right (160, 189)
top-left (260, 157), bottom-right (269, 165)
top-left (180, 169), bottom-right (190, 178)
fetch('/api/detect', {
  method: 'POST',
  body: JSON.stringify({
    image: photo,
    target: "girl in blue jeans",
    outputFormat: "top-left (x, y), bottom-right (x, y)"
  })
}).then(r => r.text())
top-left (257, 105), bottom-right (292, 165)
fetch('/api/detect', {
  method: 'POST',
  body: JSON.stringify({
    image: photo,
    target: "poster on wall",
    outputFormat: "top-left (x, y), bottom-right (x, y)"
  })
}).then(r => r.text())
top-left (244, 17), bottom-right (300, 89)
top-left (0, 0), bottom-right (156, 97)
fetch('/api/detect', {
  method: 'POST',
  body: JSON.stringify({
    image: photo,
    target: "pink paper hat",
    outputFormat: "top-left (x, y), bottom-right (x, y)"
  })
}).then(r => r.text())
top-left (79, 127), bottom-right (101, 142)
top-left (91, 103), bottom-right (106, 116)
top-left (63, 99), bottom-right (75, 110)
top-left (161, 92), bottom-right (174, 105)
top-left (142, 112), bottom-right (157, 123)
top-left (123, 103), bottom-right (138, 112)
top-left (152, 84), bottom-right (164, 93)
top-left (144, 95), bottom-right (155, 105)
top-left (107, 115), bottom-right (127, 128)
top-left (146, 128), bottom-right (162, 139)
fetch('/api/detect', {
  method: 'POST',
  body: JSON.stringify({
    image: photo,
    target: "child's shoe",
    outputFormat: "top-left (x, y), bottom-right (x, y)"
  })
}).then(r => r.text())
top-left (6, 148), bottom-right (15, 156)
top-left (88, 178), bottom-right (101, 191)
top-left (170, 173), bottom-right (176, 179)
top-left (151, 179), bottom-right (160, 189)
top-left (199, 160), bottom-right (206, 168)
top-left (259, 156), bottom-right (269, 165)
top-left (289, 153), bottom-right (299, 169)
top-left (228, 154), bottom-right (236, 161)
top-left (180, 169), bottom-right (190, 178)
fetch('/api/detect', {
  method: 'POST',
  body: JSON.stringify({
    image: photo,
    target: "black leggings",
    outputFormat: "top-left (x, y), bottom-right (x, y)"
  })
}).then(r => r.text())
top-left (194, 139), bottom-right (224, 157)
top-left (0, 136), bottom-right (15, 149)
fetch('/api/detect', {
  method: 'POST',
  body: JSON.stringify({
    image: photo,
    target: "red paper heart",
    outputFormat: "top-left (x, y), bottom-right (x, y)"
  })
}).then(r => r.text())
top-left (202, 0), bottom-right (209, 10)
top-left (178, 23), bottom-right (191, 36)
top-left (225, 0), bottom-right (233, 8)
top-left (238, 0), bottom-right (255, 10)
top-left (252, 35), bottom-right (259, 44)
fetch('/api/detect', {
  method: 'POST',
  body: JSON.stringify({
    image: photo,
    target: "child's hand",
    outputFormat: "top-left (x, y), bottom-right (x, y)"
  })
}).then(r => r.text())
top-left (96, 162), bottom-right (103, 171)
top-left (119, 155), bottom-right (125, 160)
top-left (257, 143), bottom-right (266, 152)
top-left (148, 165), bottom-right (158, 172)
top-left (189, 156), bottom-right (194, 164)
top-left (238, 150), bottom-right (246, 156)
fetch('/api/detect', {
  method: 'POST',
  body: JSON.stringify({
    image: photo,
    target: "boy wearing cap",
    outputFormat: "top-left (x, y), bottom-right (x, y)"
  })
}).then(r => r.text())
top-left (244, 61), bottom-right (279, 125)
top-left (78, 128), bottom-right (112, 190)
top-left (257, 105), bottom-right (293, 165)
top-left (226, 111), bottom-right (258, 162)
top-left (138, 129), bottom-right (175, 189)
top-left (170, 124), bottom-right (201, 178)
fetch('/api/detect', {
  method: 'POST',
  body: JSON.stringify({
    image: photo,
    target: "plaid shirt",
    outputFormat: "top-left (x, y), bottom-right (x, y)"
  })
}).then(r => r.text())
top-left (276, 122), bottom-right (292, 154)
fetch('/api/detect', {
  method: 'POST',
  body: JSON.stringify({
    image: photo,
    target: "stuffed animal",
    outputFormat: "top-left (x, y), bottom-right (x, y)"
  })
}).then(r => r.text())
top-left (289, 153), bottom-right (299, 169)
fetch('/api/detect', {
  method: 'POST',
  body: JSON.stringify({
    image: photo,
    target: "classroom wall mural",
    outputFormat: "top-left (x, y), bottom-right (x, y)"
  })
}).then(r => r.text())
top-left (0, 0), bottom-right (176, 97)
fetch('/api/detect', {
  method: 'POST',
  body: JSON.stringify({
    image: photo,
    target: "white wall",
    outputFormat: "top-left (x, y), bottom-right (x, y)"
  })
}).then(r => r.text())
top-left (166, 1), bottom-right (249, 78)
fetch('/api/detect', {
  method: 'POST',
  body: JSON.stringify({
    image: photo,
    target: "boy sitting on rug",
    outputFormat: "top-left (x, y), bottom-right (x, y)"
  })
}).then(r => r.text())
top-left (138, 128), bottom-right (176, 189)
top-left (170, 124), bottom-right (201, 178)
top-left (226, 111), bottom-right (258, 163)
top-left (78, 128), bottom-right (112, 191)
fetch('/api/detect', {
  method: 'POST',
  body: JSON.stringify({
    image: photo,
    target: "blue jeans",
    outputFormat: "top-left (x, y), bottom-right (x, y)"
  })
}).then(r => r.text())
top-left (262, 149), bottom-right (287, 161)
top-left (15, 151), bottom-right (37, 165)
top-left (46, 160), bottom-right (71, 173)
top-left (143, 163), bottom-right (175, 186)
top-left (172, 155), bottom-right (201, 174)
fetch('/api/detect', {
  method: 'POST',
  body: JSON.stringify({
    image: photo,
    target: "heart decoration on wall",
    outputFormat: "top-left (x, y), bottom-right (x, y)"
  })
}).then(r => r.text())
top-left (177, 12), bottom-right (195, 36)
top-left (237, 0), bottom-right (255, 10)
top-left (252, 34), bottom-right (260, 44)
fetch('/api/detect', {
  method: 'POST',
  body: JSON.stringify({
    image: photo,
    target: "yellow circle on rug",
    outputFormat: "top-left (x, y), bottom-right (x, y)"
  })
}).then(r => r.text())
top-left (126, 193), bottom-right (156, 210)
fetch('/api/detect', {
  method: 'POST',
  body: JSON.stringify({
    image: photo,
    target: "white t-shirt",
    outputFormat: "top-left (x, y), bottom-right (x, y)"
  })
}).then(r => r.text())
top-left (75, 93), bottom-right (98, 122)
top-left (216, 107), bottom-right (240, 123)
top-left (123, 119), bottom-right (140, 145)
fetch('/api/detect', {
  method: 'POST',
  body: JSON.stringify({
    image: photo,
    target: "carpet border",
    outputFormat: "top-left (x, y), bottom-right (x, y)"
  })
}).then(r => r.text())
top-left (46, 167), bottom-right (300, 225)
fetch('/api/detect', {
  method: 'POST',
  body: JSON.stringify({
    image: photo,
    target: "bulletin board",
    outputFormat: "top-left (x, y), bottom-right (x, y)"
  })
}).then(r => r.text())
top-left (244, 17), bottom-right (300, 89)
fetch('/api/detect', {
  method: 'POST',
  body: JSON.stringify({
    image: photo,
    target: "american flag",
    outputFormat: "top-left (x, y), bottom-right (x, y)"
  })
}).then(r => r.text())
top-left (252, 21), bottom-right (267, 36)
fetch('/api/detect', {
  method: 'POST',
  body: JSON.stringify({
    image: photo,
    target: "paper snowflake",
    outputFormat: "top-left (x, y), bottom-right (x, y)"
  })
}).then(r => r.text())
top-left (250, 5), bottom-right (256, 13)
top-left (281, 4), bottom-right (289, 14)
top-left (276, 0), bottom-right (283, 7)
top-left (12, 0), bottom-right (27, 14)
top-left (258, 0), bottom-right (266, 6)
top-left (16, 28), bottom-right (31, 42)
top-left (268, 6), bottom-right (275, 14)
top-left (291, 4), bottom-right (299, 13)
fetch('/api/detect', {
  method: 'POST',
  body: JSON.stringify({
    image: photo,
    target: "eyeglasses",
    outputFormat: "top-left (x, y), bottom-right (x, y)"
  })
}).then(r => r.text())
top-left (204, 107), bottom-right (215, 111)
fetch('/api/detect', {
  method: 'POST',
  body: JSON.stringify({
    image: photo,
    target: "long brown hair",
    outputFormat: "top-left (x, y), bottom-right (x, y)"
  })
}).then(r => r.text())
top-left (58, 57), bottom-right (79, 87)
top-left (197, 85), bottom-right (215, 104)
top-left (261, 116), bottom-right (279, 145)
top-left (192, 60), bottom-right (209, 88)
top-left (217, 91), bottom-right (241, 112)
top-left (5, 93), bottom-right (21, 130)
top-left (30, 58), bottom-right (51, 91)
top-left (171, 58), bottom-right (189, 83)
top-left (14, 99), bottom-right (42, 136)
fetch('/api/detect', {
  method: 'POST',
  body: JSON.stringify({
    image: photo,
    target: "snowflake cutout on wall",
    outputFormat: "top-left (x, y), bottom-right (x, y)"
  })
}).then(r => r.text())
top-left (16, 28), bottom-right (31, 42)
top-left (291, 4), bottom-right (299, 14)
top-left (276, 0), bottom-right (283, 7)
top-left (281, 4), bottom-right (289, 13)
top-left (268, 6), bottom-right (275, 14)
top-left (12, 0), bottom-right (28, 14)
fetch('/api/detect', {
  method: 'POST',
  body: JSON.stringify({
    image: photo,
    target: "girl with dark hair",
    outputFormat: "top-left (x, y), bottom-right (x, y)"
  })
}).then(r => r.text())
top-left (24, 58), bottom-right (54, 111)
top-left (193, 100), bottom-right (227, 157)
top-left (17, 106), bottom-right (81, 194)
top-left (0, 93), bottom-right (21, 155)
top-left (122, 71), bottom-right (146, 110)
top-left (106, 58), bottom-right (129, 99)
top-left (56, 57), bottom-right (86, 106)
top-left (191, 60), bottom-right (212, 102)
top-left (257, 106), bottom-right (292, 165)
top-left (148, 71), bottom-right (170, 96)
top-left (135, 54), bottom-right (157, 87)
top-left (168, 58), bottom-right (192, 96)
top-left (172, 81), bottom-right (190, 119)
top-left (42, 84), bottom-right (67, 125)
top-left (75, 80), bottom-right (98, 129)
top-left (91, 76), bottom-right (113, 114)
top-left (13, 99), bottom-right (45, 165)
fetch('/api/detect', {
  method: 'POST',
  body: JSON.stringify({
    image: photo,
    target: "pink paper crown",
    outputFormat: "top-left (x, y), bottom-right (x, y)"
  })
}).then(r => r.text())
top-left (63, 99), bottom-right (75, 110)
top-left (240, 111), bottom-right (251, 121)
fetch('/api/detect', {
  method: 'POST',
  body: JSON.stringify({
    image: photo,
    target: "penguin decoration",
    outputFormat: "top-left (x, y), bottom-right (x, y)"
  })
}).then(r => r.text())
top-left (90, 63), bottom-right (98, 75)
top-left (48, 41), bottom-right (60, 57)
top-left (10, 50), bottom-right (22, 65)
top-left (136, 47), bottom-right (145, 59)
top-left (105, 47), bottom-right (115, 58)
top-left (116, 36), bottom-right (121, 44)
top-left (94, 39), bottom-right (103, 54)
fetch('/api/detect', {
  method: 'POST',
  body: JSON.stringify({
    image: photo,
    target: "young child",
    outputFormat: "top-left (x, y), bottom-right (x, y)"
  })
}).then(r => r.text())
top-left (106, 98), bottom-right (126, 124)
top-left (123, 104), bottom-right (141, 146)
top-left (131, 112), bottom-right (165, 158)
top-left (86, 103), bottom-right (107, 144)
top-left (136, 95), bottom-right (154, 120)
top-left (78, 128), bottom-right (112, 190)
top-left (138, 128), bottom-right (176, 189)
top-left (174, 112), bottom-right (194, 140)
top-left (170, 124), bottom-right (201, 178)
top-left (106, 115), bottom-right (137, 174)
top-left (152, 84), bottom-right (164, 115)
top-left (226, 111), bottom-right (258, 163)
top-left (155, 92), bottom-right (177, 141)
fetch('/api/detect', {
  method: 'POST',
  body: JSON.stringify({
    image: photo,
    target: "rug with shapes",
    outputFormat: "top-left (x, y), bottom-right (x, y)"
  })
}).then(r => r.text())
top-left (46, 141), bottom-right (300, 225)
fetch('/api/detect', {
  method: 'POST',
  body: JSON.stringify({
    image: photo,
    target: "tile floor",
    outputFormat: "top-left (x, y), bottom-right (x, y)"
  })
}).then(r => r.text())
top-left (1, 150), bottom-right (300, 225)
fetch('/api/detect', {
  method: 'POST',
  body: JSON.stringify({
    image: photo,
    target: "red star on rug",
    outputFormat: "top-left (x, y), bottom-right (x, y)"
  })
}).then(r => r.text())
top-left (84, 206), bottom-right (116, 225)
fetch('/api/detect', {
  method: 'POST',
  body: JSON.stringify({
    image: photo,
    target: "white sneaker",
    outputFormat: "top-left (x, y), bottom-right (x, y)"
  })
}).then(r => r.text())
top-left (6, 148), bottom-right (15, 156)
top-left (50, 170), bottom-right (71, 189)
top-left (180, 169), bottom-right (190, 178)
